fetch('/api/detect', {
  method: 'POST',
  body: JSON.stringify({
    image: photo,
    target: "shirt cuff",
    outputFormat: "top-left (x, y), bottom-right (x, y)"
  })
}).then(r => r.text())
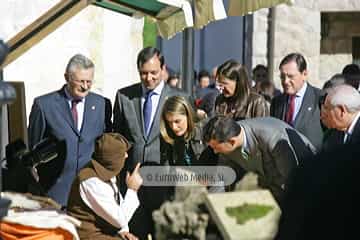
top-left (118, 226), bottom-right (129, 233)
top-left (125, 189), bottom-right (140, 206)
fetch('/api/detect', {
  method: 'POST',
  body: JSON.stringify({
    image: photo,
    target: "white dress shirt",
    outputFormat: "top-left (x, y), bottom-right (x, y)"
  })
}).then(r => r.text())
top-left (289, 82), bottom-right (308, 123)
top-left (344, 111), bottom-right (360, 143)
top-left (79, 177), bottom-right (140, 233)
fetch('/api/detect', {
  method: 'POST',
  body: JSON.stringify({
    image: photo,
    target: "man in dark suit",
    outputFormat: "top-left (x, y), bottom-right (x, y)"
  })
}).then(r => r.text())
top-left (276, 141), bottom-right (360, 240)
top-left (28, 54), bottom-right (106, 206)
top-left (320, 84), bottom-right (360, 151)
top-left (202, 116), bottom-right (316, 208)
top-left (113, 47), bottom-right (188, 239)
top-left (271, 53), bottom-right (323, 150)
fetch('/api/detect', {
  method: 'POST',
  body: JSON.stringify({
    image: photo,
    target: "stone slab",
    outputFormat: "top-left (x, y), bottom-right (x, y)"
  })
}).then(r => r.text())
top-left (204, 190), bottom-right (281, 240)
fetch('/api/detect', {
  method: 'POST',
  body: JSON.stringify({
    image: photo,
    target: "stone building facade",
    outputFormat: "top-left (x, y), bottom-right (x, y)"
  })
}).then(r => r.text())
top-left (252, 0), bottom-right (360, 89)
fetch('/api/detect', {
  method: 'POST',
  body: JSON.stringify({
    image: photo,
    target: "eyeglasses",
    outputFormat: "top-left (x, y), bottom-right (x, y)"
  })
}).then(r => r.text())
top-left (71, 78), bottom-right (92, 86)
top-left (280, 73), bottom-right (300, 81)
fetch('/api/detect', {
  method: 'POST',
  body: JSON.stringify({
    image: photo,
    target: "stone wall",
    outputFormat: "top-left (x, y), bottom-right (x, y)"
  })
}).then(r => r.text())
top-left (0, 0), bottom-right (143, 119)
top-left (271, 4), bottom-right (321, 88)
top-left (258, 0), bottom-right (360, 89)
top-left (320, 12), bottom-right (360, 83)
top-left (252, 9), bottom-right (269, 69)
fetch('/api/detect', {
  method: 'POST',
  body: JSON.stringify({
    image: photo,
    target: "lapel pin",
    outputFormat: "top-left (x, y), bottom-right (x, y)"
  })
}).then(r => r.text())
top-left (91, 105), bottom-right (95, 110)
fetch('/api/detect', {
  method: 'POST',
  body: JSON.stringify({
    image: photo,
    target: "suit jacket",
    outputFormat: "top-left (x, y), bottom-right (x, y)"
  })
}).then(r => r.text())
top-left (113, 82), bottom-right (189, 168)
top-left (28, 86), bottom-right (105, 206)
top-left (113, 82), bottom-right (189, 238)
top-left (276, 142), bottom-right (360, 240)
top-left (222, 117), bottom-right (316, 205)
top-left (270, 84), bottom-right (323, 150)
top-left (322, 116), bottom-right (360, 151)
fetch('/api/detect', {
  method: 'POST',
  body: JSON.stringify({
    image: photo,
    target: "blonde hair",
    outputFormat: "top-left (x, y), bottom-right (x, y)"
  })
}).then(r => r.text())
top-left (160, 96), bottom-right (195, 145)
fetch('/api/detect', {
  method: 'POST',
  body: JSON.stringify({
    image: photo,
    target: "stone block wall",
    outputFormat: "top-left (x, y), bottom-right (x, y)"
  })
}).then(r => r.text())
top-left (272, 4), bottom-right (321, 88)
top-left (252, 9), bottom-right (269, 69)
top-left (252, 0), bottom-right (360, 90)
top-left (320, 12), bottom-right (360, 84)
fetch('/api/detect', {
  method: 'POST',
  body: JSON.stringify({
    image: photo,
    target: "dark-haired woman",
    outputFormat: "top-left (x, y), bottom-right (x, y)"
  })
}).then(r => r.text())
top-left (215, 59), bottom-right (269, 120)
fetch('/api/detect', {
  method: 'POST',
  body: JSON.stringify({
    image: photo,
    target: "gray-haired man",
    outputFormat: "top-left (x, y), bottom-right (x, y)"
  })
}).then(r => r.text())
top-left (321, 84), bottom-right (360, 150)
top-left (28, 54), bottom-right (107, 206)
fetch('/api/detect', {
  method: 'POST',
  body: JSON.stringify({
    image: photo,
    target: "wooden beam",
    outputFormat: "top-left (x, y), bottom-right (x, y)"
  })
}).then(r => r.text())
top-left (2, 0), bottom-right (90, 68)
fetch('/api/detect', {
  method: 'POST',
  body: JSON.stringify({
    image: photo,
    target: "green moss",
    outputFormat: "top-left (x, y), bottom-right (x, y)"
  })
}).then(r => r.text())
top-left (226, 203), bottom-right (273, 225)
top-left (143, 16), bottom-right (157, 48)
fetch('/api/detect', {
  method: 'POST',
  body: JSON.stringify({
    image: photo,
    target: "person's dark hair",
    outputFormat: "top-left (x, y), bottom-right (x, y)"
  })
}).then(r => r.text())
top-left (217, 59), bottom-right (251, 100)
top-left (252, 64), bottom-right (267, 75)
top-left (342, 63), bottom-right (360, 75)
top-left (198, 69), bottom-right (210, 82)
top-left (279, 53), bottom-right (307, 72)
top-left (322, 74), bottom-right (347, 91)
top-left (168, 73), bottom-right (179, 81)
top-left (342, 64), bottom-right (360, 89)
top-left (202, 115), bottom-right (241, 143)
top-left (258, 81), bottom-right (275, 102)
top-left (137, 47), bottom-right (164, 69)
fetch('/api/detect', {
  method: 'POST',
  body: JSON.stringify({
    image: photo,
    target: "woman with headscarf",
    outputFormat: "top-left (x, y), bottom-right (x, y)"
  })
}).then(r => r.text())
top-left (67, 133), bottom-right (142, 240)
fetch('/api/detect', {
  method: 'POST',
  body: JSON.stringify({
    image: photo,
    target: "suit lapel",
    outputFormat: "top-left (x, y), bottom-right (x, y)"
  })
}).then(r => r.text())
top-left (81, 94), bottom-right (98, 135)
top-left (131, 85), bottom-right (145, 137)
top-left (349, 117), bottom-right (360, 144)
top-left (276, 94), bottom-right (287, 121)
top-left (56, 87), bottom-right (79, 135)
top-left (294, 85), bottom-right (313, 128)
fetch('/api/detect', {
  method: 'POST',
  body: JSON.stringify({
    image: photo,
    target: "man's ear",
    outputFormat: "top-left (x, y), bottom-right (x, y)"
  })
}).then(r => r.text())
top-left (301, 69), bottom-right (308, 81)
top-left (338, 104), bottom-right (348, 116)
top-left (228, 137), bottom-right (237, 147)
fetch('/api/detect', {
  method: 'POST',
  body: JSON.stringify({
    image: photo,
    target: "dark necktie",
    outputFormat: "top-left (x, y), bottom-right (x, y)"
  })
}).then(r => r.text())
top-left (71, 99), bottom-right (80, 129)
top-left (285, 95), bottom-right (295, 125)
top-left (143, 91), bottom-right (154, 136)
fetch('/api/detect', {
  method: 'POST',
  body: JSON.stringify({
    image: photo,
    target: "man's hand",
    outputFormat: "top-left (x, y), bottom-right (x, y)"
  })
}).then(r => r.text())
top-left (119, 231), bottom-right (139, 240)
top-left (126, 163), bottom-right (143, 192)
top-left (196, 109), bottom-right (207, 119)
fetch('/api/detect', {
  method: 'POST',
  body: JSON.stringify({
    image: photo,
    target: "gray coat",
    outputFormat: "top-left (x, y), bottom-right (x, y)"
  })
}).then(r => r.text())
top-left (28, 86), bottom-right (105, 206)
top-left (222, 117), bottom-right (316, 204)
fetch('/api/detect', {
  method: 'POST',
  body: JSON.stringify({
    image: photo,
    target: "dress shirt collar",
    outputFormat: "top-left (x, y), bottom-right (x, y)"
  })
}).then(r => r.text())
top-left (347, 111), bottom-right (360, 135)
top-left (241, 127), bottom-right (250, 154)
top-left (294, 82), bottom-right (307, 98)
top-left (142, 80), bottom-right (164, 97)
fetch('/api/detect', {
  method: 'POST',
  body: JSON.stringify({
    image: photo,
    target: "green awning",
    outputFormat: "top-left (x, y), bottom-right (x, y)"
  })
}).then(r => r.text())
top-left (91, 0), bottom-right (194, 39)
top-left (228, 0), bottom-right (293, 16)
